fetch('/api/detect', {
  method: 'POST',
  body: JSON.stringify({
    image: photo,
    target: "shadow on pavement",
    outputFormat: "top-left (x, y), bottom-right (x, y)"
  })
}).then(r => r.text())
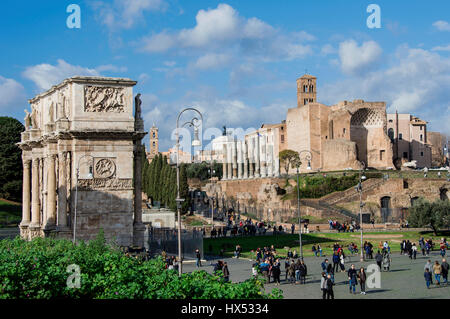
top-left (366, 289), bottom-right (391, 294)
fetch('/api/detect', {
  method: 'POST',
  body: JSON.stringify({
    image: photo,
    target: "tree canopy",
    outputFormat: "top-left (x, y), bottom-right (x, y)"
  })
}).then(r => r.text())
top-left (142, 153), bottom-right (190, 213)
top-left (0, 117), bottom-right (24, 202)
top-left (185, 161), bottom-right (223, 181)
top-left (279, 149), bottom-right (299, 176)
top-left (408, 198), bottom-right (450, 235)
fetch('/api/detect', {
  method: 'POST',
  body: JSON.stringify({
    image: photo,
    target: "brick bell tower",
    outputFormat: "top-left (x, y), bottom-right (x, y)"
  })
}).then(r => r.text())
top-left (149, 124), bottom-right (159, 159)
top-left (297, 74), bottom-right (317, 107)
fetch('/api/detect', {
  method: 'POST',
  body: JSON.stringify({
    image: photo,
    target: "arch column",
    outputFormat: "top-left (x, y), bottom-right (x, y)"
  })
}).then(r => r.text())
top-left (20, 160), bottom-right (31, 234)
top-left (232, 140), bottom-right (237, 179)
top-left (227, 142), bottom-right (232, 180)
top-left (57, 152), bottom-right (69, 230)
top-left (260, 135), bottom-right (267, 178)
top-left (29, 158), bottom-right (41, 238)
top-left (222, 144), bottom-right (228, 180)
top-left (45, 154), bottom-right (57, 230)
top-left (254, 137), bottom-right (260, 178)
top-left (243, 142), bottom-right (248, 179)
top-left (237, 141), bottom-right (243, 179)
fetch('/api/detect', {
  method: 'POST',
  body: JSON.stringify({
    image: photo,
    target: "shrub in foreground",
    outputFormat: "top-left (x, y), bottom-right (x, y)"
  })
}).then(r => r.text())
top-left (0, 235), bottom-right (282, 299)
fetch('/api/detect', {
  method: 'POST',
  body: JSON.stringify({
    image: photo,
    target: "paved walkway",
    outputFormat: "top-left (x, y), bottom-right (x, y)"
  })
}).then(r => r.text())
top-left (183, 251), bottom-right (450, 299)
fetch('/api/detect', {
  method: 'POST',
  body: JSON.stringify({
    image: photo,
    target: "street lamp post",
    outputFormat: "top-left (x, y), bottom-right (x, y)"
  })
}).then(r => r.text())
top-left (292, 150), bottom-right (312, 261)
top-left (73, 155), bottom-right (93, 244)
top-left (356, 161), bottom-right (366, 262)
top-left (176, 107), bottom-right (203, 277)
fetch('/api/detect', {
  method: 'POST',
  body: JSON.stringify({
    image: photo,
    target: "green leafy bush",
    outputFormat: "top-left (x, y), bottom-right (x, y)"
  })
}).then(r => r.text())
top-left (284, 174), bottom-right (360, 199)
top-left (0, 234), bottom-right (282, 299)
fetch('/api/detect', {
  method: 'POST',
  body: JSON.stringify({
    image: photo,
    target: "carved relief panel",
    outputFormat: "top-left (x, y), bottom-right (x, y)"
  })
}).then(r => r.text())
top-left (84, 86), bottom-right (125, 113)
top-left (94, 158), bottom-right (116, 179)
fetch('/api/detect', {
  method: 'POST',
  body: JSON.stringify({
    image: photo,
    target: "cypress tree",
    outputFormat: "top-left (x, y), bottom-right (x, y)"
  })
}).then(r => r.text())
top-left (179, 163), bottom-right (190, 213)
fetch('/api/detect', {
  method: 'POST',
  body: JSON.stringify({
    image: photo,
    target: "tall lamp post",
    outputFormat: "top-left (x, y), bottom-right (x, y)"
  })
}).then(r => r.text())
top-left (292, 150), bottom-right (312, 261)
top-left (356, 161), bottom-right (366, 262)
top-left (176, 107), bottom-right (203, 277)
top-left (73, 155), bottom-right (94, 244)
top-left (208, 157), bottom-right (216, 224)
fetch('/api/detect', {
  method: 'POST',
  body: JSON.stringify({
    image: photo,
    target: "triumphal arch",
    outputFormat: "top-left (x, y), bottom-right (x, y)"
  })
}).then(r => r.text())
top-left (18, 76), bottom-right (147, 246)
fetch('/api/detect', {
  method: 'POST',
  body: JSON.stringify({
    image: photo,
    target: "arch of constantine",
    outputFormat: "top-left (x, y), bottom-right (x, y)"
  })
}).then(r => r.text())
top-left (18, 76), bottom-right (146, 246)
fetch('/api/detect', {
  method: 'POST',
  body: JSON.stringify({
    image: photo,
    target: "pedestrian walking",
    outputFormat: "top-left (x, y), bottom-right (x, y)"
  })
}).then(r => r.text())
top-left (375, 250), bottom-right (383, 270)
top-left (348, 264), bottom-right (358, 294)
top-left (433, 261), bottom-right (442, 286)
top-left (272, 259), bottom-right (281, 285)
top-left (284, 258), bottom-right (290, 281)
top-left (326, 274), bottom-right (334, 299)
top-left (412, 243), bottom-right (417, 260)
top-left (195, 249), bottom-right (201, 268)
top-left (288, 261), bottom-right (296, 284)
top-left (332, 252), bottom-right (340, 273)
top-left (320, 272), bottom-right (327, 299)
top-left (358, 267), bottom-right (366, 295)
top-left (383, 251), bottom-right (391, 271)
top-left (299, 260), bottom-right (307, 284)
top-left (440, 241), bottom-right (447, 257)
top-left (424, 268), bottom-right (432, 289)
top-left (223, 262), bottom-right (230, 282)
top-left (441, 258), bottom-right (449, 284)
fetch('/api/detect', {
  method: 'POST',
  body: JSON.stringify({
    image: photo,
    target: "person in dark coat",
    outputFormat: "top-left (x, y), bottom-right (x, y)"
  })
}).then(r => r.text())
top-left (326, 274), bottom-right (334, 299)
top-left (358, 267), bottom-right (367, 295)
top-left (299, 260), bottom-right (307, 284)
top-left (223, 262), bottom-right (230, 282)
top-left (272, 259), bottom-right (281, 285)
top-left (441, 258), bottom-right (449, 284)
top-left (195, 249), bottom-right (201, 268)
top-left (347, 264), bottom-right (358, 294)
top-left (375, 250), bottom-right (383, 270)
top-left (332, 252), bottom-right (340, 273)
top-left (424, 268), bottom-right (432, 288)
top-left (284, 258), bottom-right (291, 281)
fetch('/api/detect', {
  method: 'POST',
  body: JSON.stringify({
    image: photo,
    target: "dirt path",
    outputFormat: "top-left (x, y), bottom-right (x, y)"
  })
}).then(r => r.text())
top-left (0, 198), bottom-right (21, 206)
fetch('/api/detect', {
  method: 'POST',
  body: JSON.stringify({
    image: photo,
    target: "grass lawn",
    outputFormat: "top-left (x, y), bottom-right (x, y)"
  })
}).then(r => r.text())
top-left (0, 199), bottom-right (21, 227)
top-left (204, 230), bottom-right (449, 259)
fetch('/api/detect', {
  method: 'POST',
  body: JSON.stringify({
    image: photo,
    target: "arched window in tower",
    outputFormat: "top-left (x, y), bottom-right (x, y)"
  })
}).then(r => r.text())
top-left (388, 128), bottom-right (394, 141)
top-left (310, 85), bottom-right (314, 92)
top-left (152, 132), bottom-right (156, 138)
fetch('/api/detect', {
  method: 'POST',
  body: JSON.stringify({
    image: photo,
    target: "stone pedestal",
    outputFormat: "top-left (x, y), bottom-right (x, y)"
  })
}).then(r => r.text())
top-left (29, 129), bottom-right (41, 140)
top-left (45, 123), bottom-right (55, 134)
top-left (56, 118), bottom-right (70, 131)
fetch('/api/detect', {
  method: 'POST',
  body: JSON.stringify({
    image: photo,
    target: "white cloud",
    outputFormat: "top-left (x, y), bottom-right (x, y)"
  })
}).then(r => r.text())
top-left (0, 76), bottom-right (26, 112)
top-left (141, 88), bottom-right (290, 150)
top-left (338, 40), bottom-right (383, 75)
top-left (321, 44), bottom-right (337, 56)
top-left (22, 59), bottom-right (99, 91)
top-left (92, 0), bottom-right (168, 31)
top-left (433, 20), bottom-right (450, 31)
top-left (140, 3), bottom-right (313, 61)
top-left (321, 45), bottom-right (450, 135)
top-left (95, 64), bottom-right (128, 73)
top-left (163, 61), bottom-right (177, 67)
top-left (191, 53), bottom-right (232, 70)
top-left (432, 45), bottom-right (450, 52)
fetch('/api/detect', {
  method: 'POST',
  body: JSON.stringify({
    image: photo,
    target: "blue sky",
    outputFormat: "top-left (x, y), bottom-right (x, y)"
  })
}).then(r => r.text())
top-left (0, 0), bottom-right (449, 151)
